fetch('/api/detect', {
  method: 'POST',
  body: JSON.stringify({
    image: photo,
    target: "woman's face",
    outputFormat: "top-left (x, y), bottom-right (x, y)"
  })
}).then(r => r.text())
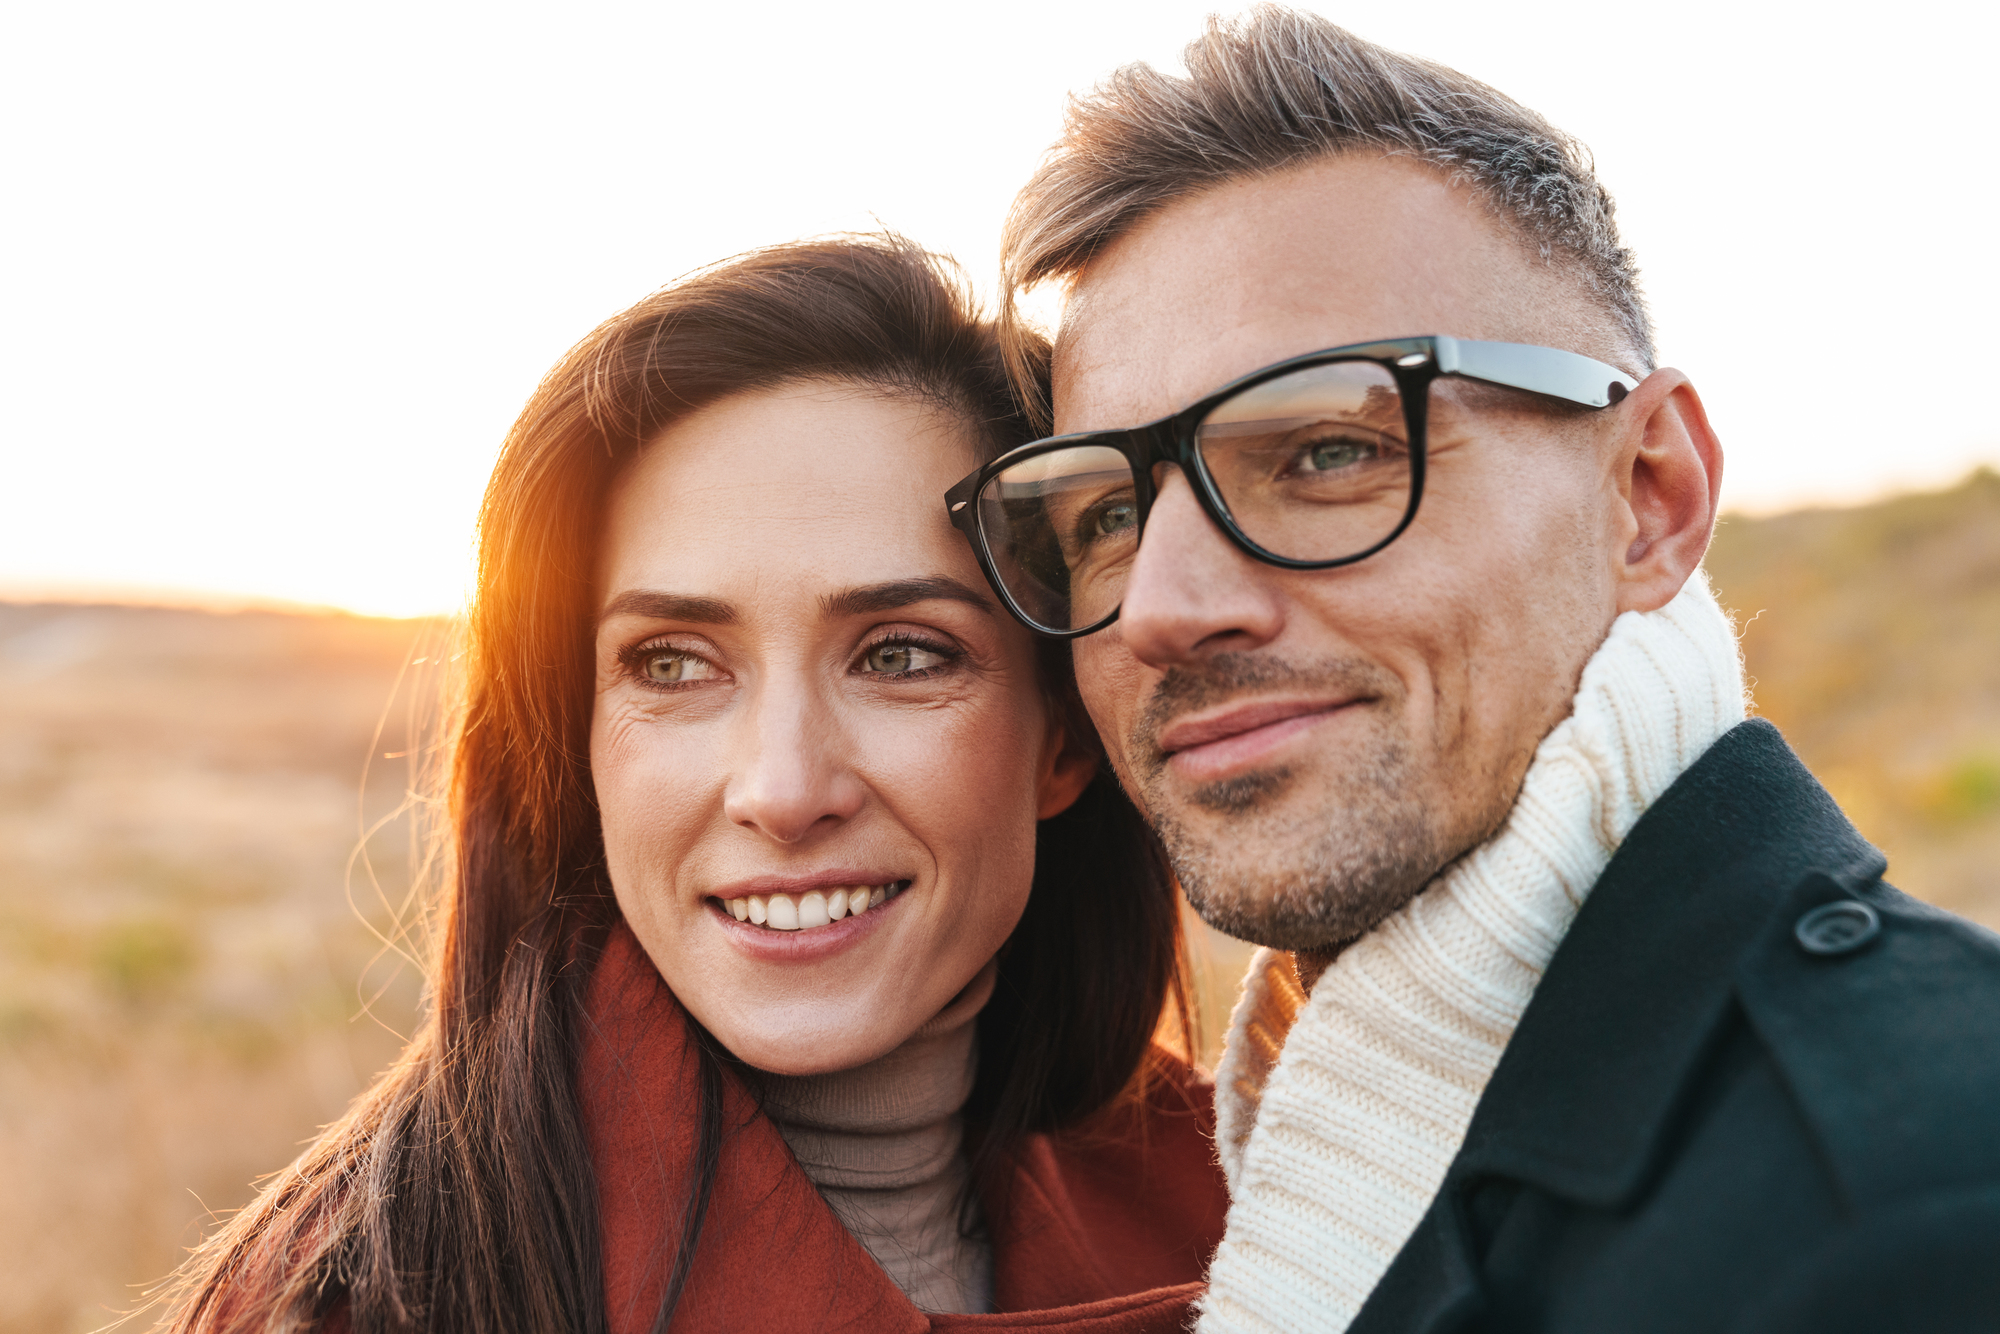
top-left (590, 380), bottom-right (1088, 1076)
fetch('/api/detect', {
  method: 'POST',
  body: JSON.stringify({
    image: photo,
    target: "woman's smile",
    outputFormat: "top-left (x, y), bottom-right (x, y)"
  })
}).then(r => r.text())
top-left (713, 879), bottom-right (909, 930)
top-left (701, 878), bottom-right (916, 964)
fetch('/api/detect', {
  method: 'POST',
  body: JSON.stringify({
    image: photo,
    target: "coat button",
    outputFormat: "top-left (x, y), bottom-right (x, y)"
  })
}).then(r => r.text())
top-left (1794, 900), bottom-right (1881, 956)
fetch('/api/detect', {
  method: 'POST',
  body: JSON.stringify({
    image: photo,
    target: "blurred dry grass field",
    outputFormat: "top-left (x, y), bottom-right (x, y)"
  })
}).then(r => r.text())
top-left (1705, 468), bottom-right (2000, 932)
top-left (0, 607), bottom-right (440, 1332)
top-left (3, 470), bottom-right (1996, 1332)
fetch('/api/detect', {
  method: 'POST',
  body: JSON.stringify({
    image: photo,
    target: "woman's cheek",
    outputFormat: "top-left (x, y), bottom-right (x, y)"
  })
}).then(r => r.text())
top-left (876, 694), bottom-right (1045, 934)
top-left (876, 689), bottom-right (1044, 819)
top-left (593, 710), bottom-right (720, 902)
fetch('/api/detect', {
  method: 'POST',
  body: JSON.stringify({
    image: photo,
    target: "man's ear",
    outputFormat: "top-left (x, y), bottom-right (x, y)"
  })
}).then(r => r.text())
top-left (1608, 367), bottom-right (1724, 614)
top-left (1035, 717), bottom-right (1100, 820)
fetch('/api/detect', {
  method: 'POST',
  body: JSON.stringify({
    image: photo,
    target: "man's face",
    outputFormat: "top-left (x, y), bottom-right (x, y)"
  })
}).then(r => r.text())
top-left (1057, 153), bottom-right (1636, 950)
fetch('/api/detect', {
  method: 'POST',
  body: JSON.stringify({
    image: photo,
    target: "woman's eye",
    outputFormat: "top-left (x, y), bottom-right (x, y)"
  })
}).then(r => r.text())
top-left (859, 642), bottom-right (952, 675)
top-left (641, 652), bottom-right (718, 684)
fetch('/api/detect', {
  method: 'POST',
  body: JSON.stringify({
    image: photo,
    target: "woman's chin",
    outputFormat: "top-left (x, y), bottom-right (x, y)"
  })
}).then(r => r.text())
top-left (656, 886), bottom-right (1019, 1077)
top-left (717, 1015), bottom-right (909, 1078)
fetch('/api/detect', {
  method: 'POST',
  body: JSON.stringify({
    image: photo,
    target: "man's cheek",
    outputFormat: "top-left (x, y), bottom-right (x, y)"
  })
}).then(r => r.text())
top-left (1104, 749), bottom-right (1152, 814)
top-left (1079, 708), bottom-right (1148, 811)
top-left (1073, 641), bottom-right (1140, 743)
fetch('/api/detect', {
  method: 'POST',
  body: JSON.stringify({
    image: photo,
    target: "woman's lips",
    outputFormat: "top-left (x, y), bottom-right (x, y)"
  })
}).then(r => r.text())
top-left (1156, 696), bottom-right (1363, 783)
top-left (701, 874), bottom-right (912, 962)
top-left (715, 880), bottom-right (906, 931)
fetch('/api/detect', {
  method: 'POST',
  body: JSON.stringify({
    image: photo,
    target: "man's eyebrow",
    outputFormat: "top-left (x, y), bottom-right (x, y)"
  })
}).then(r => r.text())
top-left (820, 577), bottom-right (995, 619)
top-left (598, 590), bottom-right (737, 627)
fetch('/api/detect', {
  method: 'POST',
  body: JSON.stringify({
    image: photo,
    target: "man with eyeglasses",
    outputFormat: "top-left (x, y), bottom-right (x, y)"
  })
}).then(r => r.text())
top-left (949, 9), bottom-right (2000, 1332)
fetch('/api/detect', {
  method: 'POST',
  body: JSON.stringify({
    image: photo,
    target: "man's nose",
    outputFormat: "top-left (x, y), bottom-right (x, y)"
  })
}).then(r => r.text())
top-left (1117, 465), bottom-right (1287, 666)
top-left (721, 680), bottom-right (866, 844)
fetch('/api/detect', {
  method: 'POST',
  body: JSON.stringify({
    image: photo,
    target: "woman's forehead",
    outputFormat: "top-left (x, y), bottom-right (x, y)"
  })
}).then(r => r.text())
top-left (599, 382), bottom-right (985, 611)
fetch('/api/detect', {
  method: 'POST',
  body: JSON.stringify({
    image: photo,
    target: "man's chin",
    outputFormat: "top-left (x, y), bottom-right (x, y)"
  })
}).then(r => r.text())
top-left (1179, 862), bottom-right (1426, 951)
top-left (1185, 885), bottom-right (1370, 953)
top-left (1153, 793), bottom-right (1450, 952)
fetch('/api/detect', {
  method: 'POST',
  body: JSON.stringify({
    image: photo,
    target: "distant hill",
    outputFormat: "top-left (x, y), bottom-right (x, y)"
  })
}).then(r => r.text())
top-left (1704, 467), bottom-right (2000, 928)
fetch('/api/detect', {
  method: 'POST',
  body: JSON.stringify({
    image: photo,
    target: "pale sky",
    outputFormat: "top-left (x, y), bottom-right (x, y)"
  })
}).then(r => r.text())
top-left (4, 1), bottom-right (1995, 618)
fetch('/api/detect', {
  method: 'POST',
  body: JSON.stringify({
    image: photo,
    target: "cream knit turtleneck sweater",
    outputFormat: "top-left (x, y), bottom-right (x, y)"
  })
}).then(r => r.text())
top-left (1198, 572), bottom-right (1748, 1334)
top-left (760, 962), bottom-right (997, 1315)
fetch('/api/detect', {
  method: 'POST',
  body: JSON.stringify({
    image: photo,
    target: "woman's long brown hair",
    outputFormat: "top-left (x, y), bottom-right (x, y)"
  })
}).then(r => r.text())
top-left (156, 235), bottom-right (1188, 1333)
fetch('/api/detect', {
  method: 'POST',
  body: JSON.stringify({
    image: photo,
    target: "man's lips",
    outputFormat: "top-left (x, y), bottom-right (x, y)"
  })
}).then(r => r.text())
top-left (1155, 696), bottom-right (1364, 782)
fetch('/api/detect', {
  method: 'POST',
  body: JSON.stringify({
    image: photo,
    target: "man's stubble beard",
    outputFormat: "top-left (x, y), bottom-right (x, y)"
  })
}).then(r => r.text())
top-left (1131, 652), bottom-right (1458, 952)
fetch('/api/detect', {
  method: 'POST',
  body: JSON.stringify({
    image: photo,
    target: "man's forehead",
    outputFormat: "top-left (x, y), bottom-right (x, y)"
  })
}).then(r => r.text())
top-left (1051, 154), bottom-right (1601, 433)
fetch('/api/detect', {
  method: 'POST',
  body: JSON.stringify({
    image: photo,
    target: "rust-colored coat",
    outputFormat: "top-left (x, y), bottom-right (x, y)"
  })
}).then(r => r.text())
top-left (585, 924), bottom-right (1229, 1333)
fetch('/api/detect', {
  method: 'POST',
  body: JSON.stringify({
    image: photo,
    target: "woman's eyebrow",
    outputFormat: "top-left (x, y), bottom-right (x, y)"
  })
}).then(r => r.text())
top-left (598, 590), bottom-right (736, 626)
top-left (821, 577), bottom-right (995, 618)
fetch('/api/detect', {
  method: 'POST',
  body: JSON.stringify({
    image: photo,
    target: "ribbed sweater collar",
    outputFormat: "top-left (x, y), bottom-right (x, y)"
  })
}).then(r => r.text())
top-left (759, 960), bottom-right (997, 1313)
top-left (1199, 572), bottom-right (1748, 1334)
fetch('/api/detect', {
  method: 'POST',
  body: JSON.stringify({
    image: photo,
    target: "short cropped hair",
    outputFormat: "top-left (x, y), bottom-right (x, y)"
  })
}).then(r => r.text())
top-left (1002, 5), bottom-right (1653, 429)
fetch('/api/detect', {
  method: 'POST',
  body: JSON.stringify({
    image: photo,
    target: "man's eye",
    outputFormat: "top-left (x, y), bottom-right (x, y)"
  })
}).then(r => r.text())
top-left (1299, 435), bottom-right (1380, 472)
top-left (1094, 501), bottom-right (1138, 536)
top-left (1074, 498), bottom-right (1137, 549)
top-left (642, 652), bottom-right (717, 684)
top-left (860, 642), bottom-right (952, 675)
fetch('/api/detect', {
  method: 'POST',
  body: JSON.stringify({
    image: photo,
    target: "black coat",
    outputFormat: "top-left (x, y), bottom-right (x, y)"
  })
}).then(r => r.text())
top-left (1350, 718), bottom-right (2000, 1334)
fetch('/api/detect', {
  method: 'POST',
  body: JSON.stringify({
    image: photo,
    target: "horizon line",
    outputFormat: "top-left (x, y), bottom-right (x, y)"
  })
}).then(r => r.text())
top-left (0, 580), bottom-right (457, 622)
top-left (5, 466), bottom-right (1992, 622)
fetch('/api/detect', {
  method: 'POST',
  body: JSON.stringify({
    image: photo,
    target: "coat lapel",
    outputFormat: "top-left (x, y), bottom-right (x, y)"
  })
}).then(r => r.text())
top-left (579, 923), bottom-right (925, 1334)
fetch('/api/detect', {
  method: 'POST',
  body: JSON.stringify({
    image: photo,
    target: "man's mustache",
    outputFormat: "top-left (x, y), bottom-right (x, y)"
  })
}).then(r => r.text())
top-left (1132, 652), bottom-right (1395, 779)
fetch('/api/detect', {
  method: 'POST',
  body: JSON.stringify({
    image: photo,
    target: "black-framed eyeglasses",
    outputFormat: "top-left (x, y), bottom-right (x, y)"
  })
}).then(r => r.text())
top-left (945, 335), bottom-right (1639, 639)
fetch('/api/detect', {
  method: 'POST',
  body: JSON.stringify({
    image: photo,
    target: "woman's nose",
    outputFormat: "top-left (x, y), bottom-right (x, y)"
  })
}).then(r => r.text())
top-left (720, 682), bottom-right (866, 844)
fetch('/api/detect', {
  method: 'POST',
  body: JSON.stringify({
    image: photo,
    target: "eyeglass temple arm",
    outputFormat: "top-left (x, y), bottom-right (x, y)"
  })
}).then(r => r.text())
top-left (1434, 336), bottom-right (1640, 409)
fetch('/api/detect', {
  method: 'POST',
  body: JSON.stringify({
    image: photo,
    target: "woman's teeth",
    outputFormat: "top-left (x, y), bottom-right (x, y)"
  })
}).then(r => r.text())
top-left (721, 882), bottom-right (906, 931)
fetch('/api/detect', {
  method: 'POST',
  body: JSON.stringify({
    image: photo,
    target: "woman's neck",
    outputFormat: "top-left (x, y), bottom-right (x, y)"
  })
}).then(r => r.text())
top-left (756, 961), bottom-right (998, 1314)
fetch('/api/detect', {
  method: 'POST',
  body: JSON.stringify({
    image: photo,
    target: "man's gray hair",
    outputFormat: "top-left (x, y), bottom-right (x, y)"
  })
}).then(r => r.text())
top-left (1002, 5), bottom-right (1653, 430)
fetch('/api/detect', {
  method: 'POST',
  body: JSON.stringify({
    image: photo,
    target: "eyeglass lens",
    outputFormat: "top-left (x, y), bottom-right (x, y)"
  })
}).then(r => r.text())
top-left (975, 360), bottom-right (1414, 633)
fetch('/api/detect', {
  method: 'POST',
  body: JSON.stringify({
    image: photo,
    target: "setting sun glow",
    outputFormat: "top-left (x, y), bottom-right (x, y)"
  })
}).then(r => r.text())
top-left (4, 1), bottom-right (1995, 618)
